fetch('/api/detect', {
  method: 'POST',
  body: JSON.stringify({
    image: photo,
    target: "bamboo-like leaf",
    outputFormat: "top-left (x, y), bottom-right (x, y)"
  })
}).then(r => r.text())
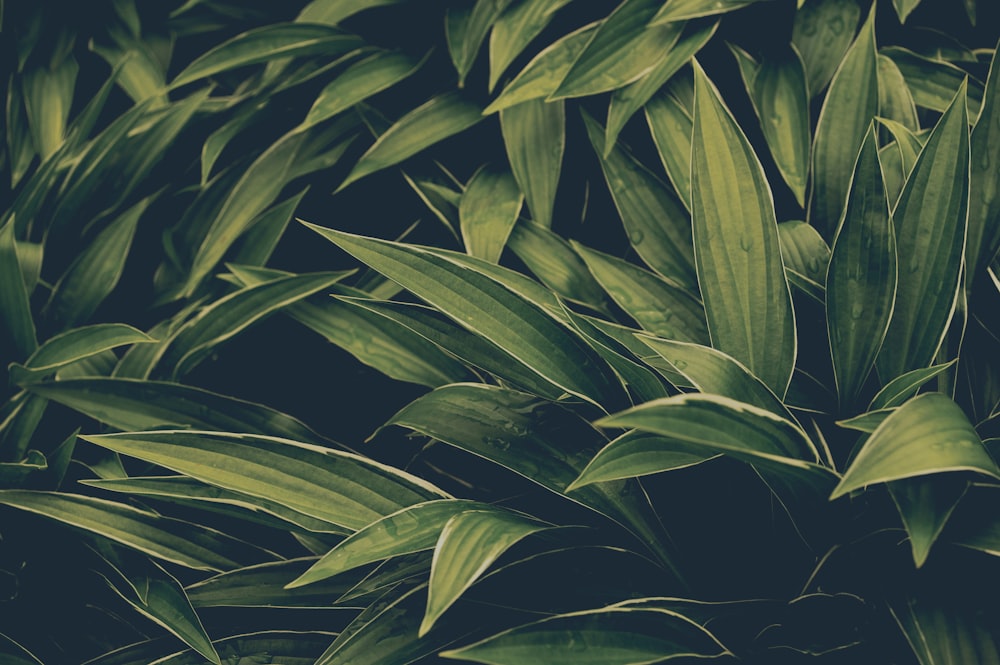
top-left (509, 222), bottom-right (608, 309)
top-left (24, 378), bottom-right (330, 444)
top-left (869, 361), bottom-right (957, 410)
top-left (230, 189), bottom-right (308, 268)
top-left (645, 83), bottom-right (693, 211)
top-left (306, 225), bottom-right (623, 406)
top-left (573, 244), bottom-right (707, 343)
top-left (187, 557), bottom-right (367, 608)
top-left (883, 46), bottom-right (984, 117)
top-left (691, 61), bottom-right (796, 397)
top-left (791, 0), bottom-right (860, 96)
top-left (890, 593), bottom-right (1000, 665)
top-left (636, 336), bottom-right (792, 418)
top-left (0, 217), bottom-right (37, 360)
top-left (0, 392), bottom-right (47, 463)
top-left (460, 166), bottom-right (523, 263)
top-left (447, 0), bottom-right (513, 86)
top-left (738, 47), bottom-right (811, 207)
top-left (778, 220), bottom-right (830, 301)
top-left (562, 429), bottom-right (718, 487)
top-left (484, 23), bottom-right (597, 113)
top-left (159, 271), bottom-right (348, 378)
top-left (968, 39), bottom-right (1000, 279)
top-left (878, 55), bottom-right (919, 132)
top-left (382, 383), bottom-right (683, 579)
top-left (21, 56), bottom-right (78, 159)
top-left (339, 93), bottom-right (483, 191)
top-left (876, 81), bottom-right (969, 382)
top-left (170, 24), bottom-right (364, 88)
top-left (10, 324), bottom-right (154, 384)
top-left (500, 98), bottom-right (564, 228)
top-left (810, 4), bottom-right (878, 237)
top-left (83, 430), bottom-right (449, 532)
top-left (422, 509), bottom-right (551, 636)
top-left (45, 195), bottom-right (148, 330)
top-left (652, 0), bottom-right (764, 22)
top-left (441, 605), bottom-right (728, 664)
top-left (893, 0), bottom-right (922, 23)
top-left (6, 77), bottom-right (35, 189)
top-left (888, 476), bottom-right (967, 567)
top-left (288, 499), bottom-right (486, 588)
top-left (605, 20), bottom-right (717, 153)
top-left (488, 0), bottom-right (574, 92)
top-left (582, 112), bottom-right (697, 292)
top-left (552, 0), bottom-right (684, 100)
top-left (85, 631), bottom-right (335, 665)
top-left (827, 124), bottom-right (896, 410)
top-left (831, 393), bottom-right (1000, 499)
top-left (836, 408), bottom-right (892, 434)
top-left (0, 490), bottom-right (273, 571)
top-left (302, 50), bottom-right (424, 130)
top-left (298, 0), bottom-right (407, 23)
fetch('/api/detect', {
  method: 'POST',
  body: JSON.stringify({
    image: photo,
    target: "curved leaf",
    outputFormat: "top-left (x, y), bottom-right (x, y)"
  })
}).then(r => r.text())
top-left (0, 217), bottom-right (37, 360)
top-left (459, 166), bottom-right (523, 263)
top-left (11, 324), bottom-right (153, 384)
top-left (968, 39), bottom-right (1000, 279)
top-left (645, 83), bottom-right (693, 211)
top-left (488, 0), bottom-right (575, 92)
top-left (509, 222), bottom-right (608, 309)
top-left (500, 98), bottom-right (564, 228)
top-left (691, 61), bottom-right (796, 397)
top-left (653, 0), bottom-right (763, 22)
top-left (791, 0), bottom-right (861, 96)
top-left (187, 557), bottom-right (366, 608)
top-left (869, 361), bottom-right (957, 410)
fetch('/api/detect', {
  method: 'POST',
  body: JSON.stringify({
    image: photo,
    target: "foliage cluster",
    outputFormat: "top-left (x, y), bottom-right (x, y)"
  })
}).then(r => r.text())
top-left (2, 0), bottom-right (1000, 663)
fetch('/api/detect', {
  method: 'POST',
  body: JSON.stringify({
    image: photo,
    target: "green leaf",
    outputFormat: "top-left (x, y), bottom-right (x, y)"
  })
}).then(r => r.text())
top-left (582, 111), bottom-right (697, 293)
top-left (0, 217), bottom-right (36, 360)
top-left (460, 166), bottom-right (523, 262)
top-left (645, 83), bottom-right (693, 211)
top-left (21, 56), bottom-right (78, 159)
top-left (0, 392), bottom-right (48, 463)
top-left (791, 0), bottom-right (861, 96)
top-left (968, 39), bottom-right (1000, 279)
top-left (878, 55), bottom-right (919, 132)
top-left (893, 0), bottom-right (921, 23)
top-left (883, 46), bottom-right (984, 117)
top-left (0, 490), bottom-right (273, 571)
top-left (306, 225), bottom-right (623, 406)
top-left (86, 631), bottom-right (335, 665)
top-left (24, 378), bottom-right (331, 444)
top-left (229, 189), bottom-right (308, 268)
top-left (552, 0), bottom-right (684, 99)
top-left (810, 4), bottom-right (878, 237)
top-left (738, 47), bottom-right (811, 207)
top-left (484, 22), bottom-right (597, 113)
top-left (170, 24), bottom-right (364, 88)
top-left (831, 393), bottom-right (1000, 499)
top-left (869, 361), bottom-right (957, 410)
top-left (302, 50), bottom-right (425, 131)
top-left (508, 222), bottom-right (608, 310)
top-left (383, 383), bottom-right (683, 579)
top-left (0, 450), bottom-right (47, 488)
top-left (888, 476), bottom-right (967, 567)
top-left (422, 509), bottom-right (551, 636)
top-left (447, 0), bottom-right (513, 87)
top-left (339, 93), bottom-right (483, 191)
top-left (488, 0), bottom-right (574, 92)
top-left (500, 98), bottom-right (564, 228)
top-left (187, 557), bottom-right (367, 608)
top-left (605, 20), bottom-right (717, 153)
top-left (652, 0), bottom-right (764, 22)
top-left (160, 271), bottom-right (348, 378)
top-left (565, 429), bottom-right (719, 488)
top-left (836, 408), bottom-right (893, 434)
top-left (45, 195), bottom-right (149, 330)
top-left (5, 77), bottom-right (35, 189)
top-left (298, 0), bottom-right (407, 23)
top-left (440, 605), bottom-right (728, 664)
top-left (82, 430), bottom-right (449, 532)
top-left (288, 499), bottom-right (486, 588)
top-left (826, 124), bottom-right (896, 410)
top-left (876, 81), bottom-right (969, 382)
top-left (691, 61), bottom-right (796, 397)
top-left (10, 324), bottom-right (154, 384)
top-left (890, 592), bottom-right (1000, 665)
top-left (778, 220), bottom-right (830, 302)
top-left (573, 244), bottom-right (707, 343)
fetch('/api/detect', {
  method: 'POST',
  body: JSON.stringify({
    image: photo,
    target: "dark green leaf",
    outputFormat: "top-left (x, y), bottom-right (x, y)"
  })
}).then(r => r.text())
top-left (888, 476), bottom-right (968, 567)
top-left (500, 99), bottom-right (564, 228)
top-left (0, 217), bottom-right (36, 360)
top-left (509, 222), bottom-right (609, 310)
top-left (968, 39), bottom-right (1000, 279)
top-left (10, 324), bottom-right (153, 384)
top-left (792, 0), bottom-right (861, 96)
top-left (460, 166), bottom-right (523, 263)
top-left (488, 0), bottom-right (574, 92)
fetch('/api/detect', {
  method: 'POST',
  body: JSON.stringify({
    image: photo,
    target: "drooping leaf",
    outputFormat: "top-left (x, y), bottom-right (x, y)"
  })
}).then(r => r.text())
top-left (552, 0), bottom-right (685, 100)
top-left (967, 39), bottom-right (1000, 280)
top-left (876, 81), bottom-right (969, 382)
top-left (83, 430), bottom-right (449, 532)
top-left (893, 0), bottom-right (922, 23)
top-left (10, 324), bottom-right (154, 384)
top-left (883, 46), bottom-right (984, 117)
top-left (440, 605), bottom-right (728, 664)
top-left (792, 0), bottom-right (861, 96)
top-left (340, 92), bottom-right (482, 191)
top-left (582, 111), bottom-right (697, 293)
top-left (422, 509), bottom-right (552, 636)
top-left (888, 475), bottom-right (968, 567)
top-left (691, 61), bottom-right (796, 397)
top-left (460, 166), bottom-right (523, 262)
top-left (488, 0), bottom-right (575, 92)
top-left (832, 393), bottom-right (1000, 499)
top-left (0, 490), bottom-right (273, 571)
top-left (810, 4), bottom-right (878, 237)
top-left (306, 225), bottom-right (624, 406)
top-left (827, 124), bottom-right (896, 411)
top-left (170, 24), bottom-right (364, 88)
top-left (500, 98), bottom-right (564, 228)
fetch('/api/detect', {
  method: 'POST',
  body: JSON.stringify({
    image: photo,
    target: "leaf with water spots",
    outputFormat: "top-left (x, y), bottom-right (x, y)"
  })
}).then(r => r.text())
top-left (791, 0), bottom-right (860, 96)
top-left (645, 81), bottom-right (694, 211)
top-left (967, 38), bottom-right (1000, 280)
top-left (501, 98), bottom-right (564, 228)
top-left (488, 0), bottom-right (575, 92)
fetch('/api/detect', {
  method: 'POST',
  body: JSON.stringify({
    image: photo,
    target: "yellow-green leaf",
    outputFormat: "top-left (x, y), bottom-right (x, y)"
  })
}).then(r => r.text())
top-left (459, 166), bottom-right (523, 263)
top-left (500, 98), bottom-right (564, 228)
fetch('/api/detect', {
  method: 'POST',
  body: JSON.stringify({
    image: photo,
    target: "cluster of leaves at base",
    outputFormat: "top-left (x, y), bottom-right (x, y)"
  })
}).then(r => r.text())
top-left (2, 0), bottom-right (1000, 663)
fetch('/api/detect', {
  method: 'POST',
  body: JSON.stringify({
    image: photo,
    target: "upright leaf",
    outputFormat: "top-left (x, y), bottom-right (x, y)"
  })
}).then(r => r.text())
top-left (447, 0), bottom-right (513, 87)
top-left (459, 166), bottom-right (523, 263)
top-left (810, 4), bottom-right (878, 237)
top-left (826, 124), bottom-right (896, 410)
top-left (888, 476), bottom-right (967, 567)
top-left (893, 0), bottom-right (921, 23)
top-left (500, 98), bottom-right (564, 228)
top-left (0, 217), bottom-right (36, 360)
top-left (645, 83), bottom-right (693, 211)
top-left (968, 40), bottom-right (1000, 279)
top-left (488, 0), bottom-right (575, 92)
top-left (690, 61), bottom-right (796, 397)
top-left (508, 222), bottom-right (609, 309)
top-left (652, 0), bottom-right (763, 22)
top-left (876, 81), bottom-right (969, 382)
top-left (792, 0), bottom-right (861, 96)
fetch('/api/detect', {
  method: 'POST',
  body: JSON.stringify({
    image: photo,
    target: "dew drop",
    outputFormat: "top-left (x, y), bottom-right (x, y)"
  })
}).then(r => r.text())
top-left (908, 259), bottom-right (921, 274)
top-left (628, 228), bottom-right (646, 245)
top-left (739, 234), bottom-right (755, 252)
top-left (829, 16), bottom-right (845, 35)
top-left (850, 303), bottom-right (864, 319)
top-left (673, 359), bottom-right (689, 370)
